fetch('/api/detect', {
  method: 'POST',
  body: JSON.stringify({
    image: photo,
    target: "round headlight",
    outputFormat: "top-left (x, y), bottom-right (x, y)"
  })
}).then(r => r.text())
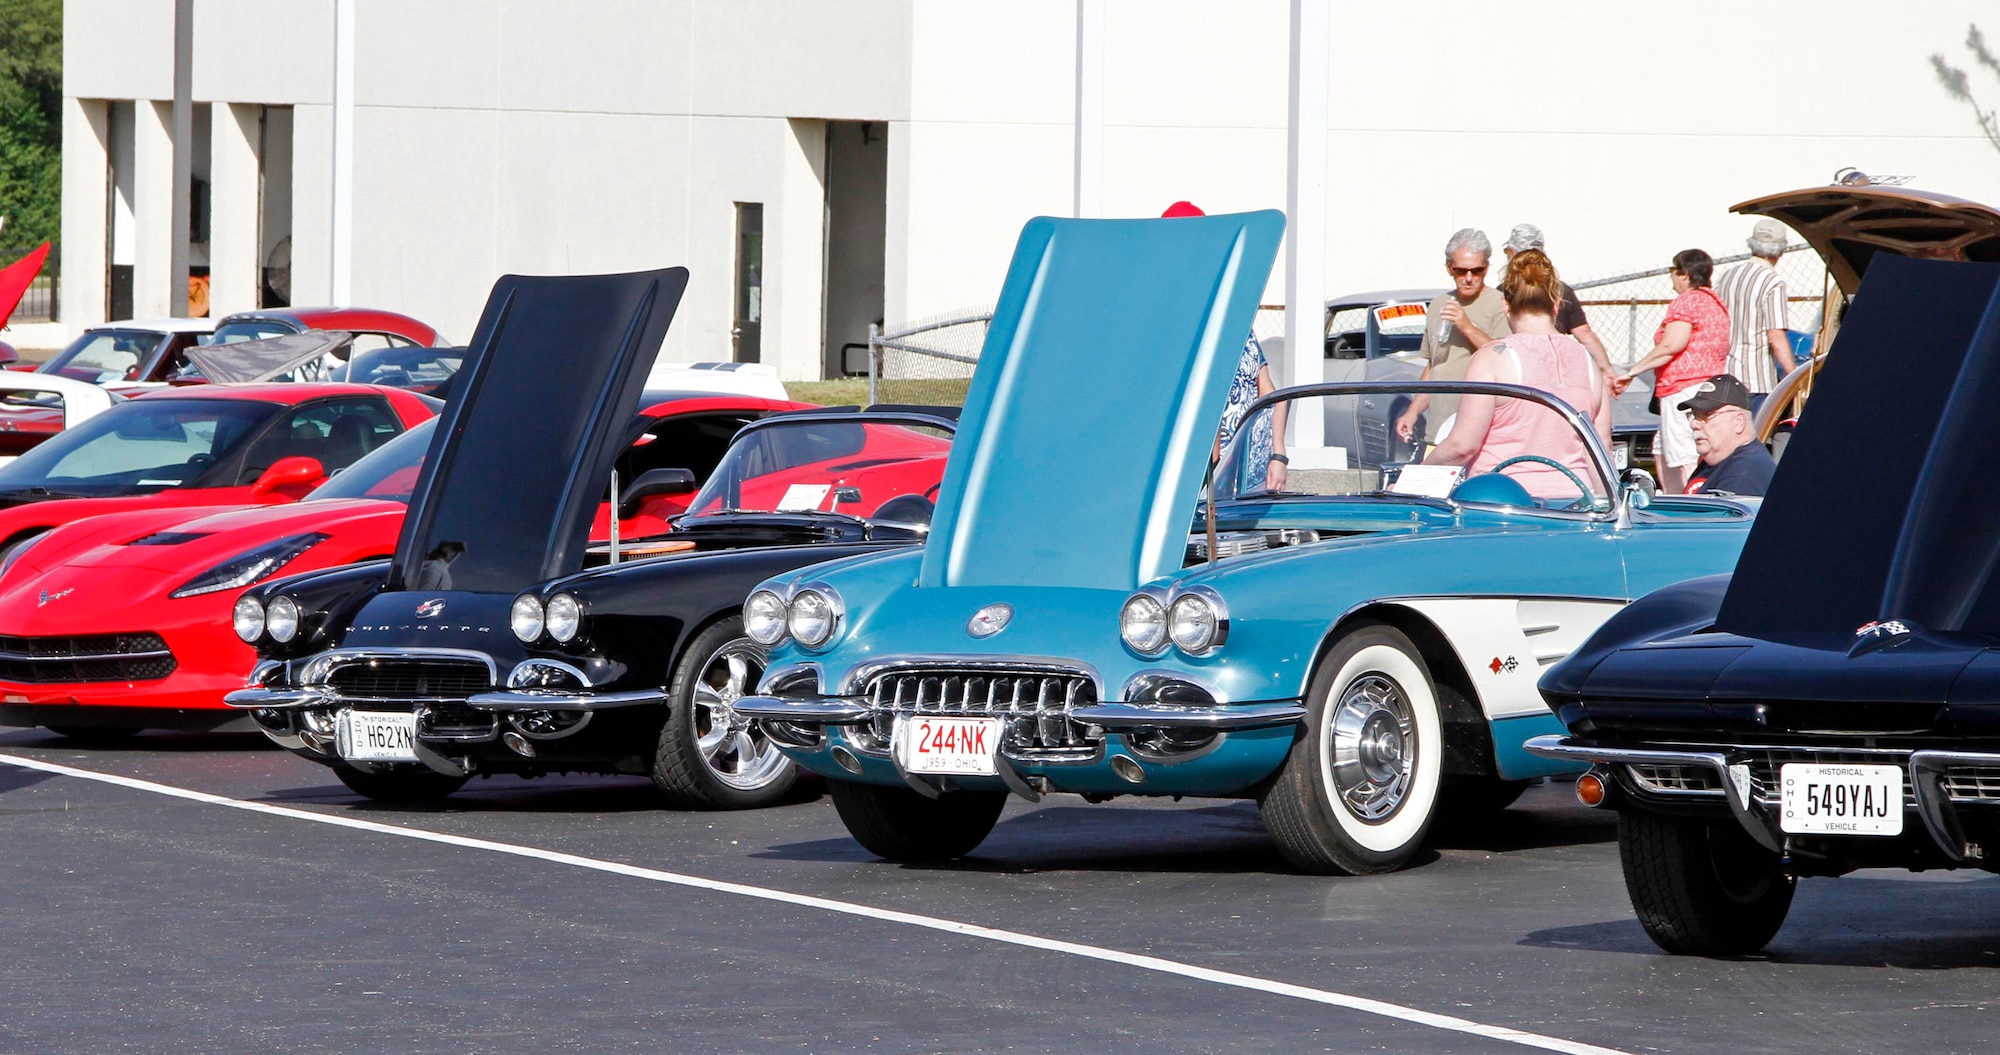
top-left (1169, 594), bottom-right (1219, 654)
top-left (1120, 593), bottom-right (1169, 655)
top-left (232, 595), bottom-right (266, 642)
top-left (744, 590), bottom-right (788, 645)
top-left (266, 595), bottom-right (301, 644)
top-left (788, 589), bottom-right (837, 649)
top-left (510, 594), bottom-right (545, 642)
top-left (545, 593), bottom-right (583, 643)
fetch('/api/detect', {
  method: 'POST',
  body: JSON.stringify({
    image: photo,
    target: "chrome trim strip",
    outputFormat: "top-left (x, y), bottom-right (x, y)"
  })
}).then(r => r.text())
top-left (1071, 701), bottom-right (1303, 730)
top-left (298, 647), bottom-right (500, 686)
top-left (224, 687), bottom-right (331, 710)
top-left (0, 649), bottom-right (173, 662)
top-left (733, 694), bottom-right (873, 724)
top-left (464, 689), bottom-right (667, 712)
top-left (505, 658), bottom-right (595, 689)
top-left (1523, 735), bottom-right (1782, 852)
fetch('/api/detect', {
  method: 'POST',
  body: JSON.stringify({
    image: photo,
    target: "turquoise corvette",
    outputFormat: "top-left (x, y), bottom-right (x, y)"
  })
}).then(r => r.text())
top-left (736, 211), bottom-right (1755, 874)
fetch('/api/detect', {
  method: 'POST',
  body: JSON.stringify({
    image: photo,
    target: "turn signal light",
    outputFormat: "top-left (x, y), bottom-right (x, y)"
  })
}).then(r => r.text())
top-left (1575, 771), bottom-right (1608, 808)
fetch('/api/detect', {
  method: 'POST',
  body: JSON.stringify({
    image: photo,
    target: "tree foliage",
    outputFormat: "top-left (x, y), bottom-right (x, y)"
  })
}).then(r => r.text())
top-left (1933, 24), bottom-right (2000, 159)
top-left (0, 0), bottom-right (61, 248)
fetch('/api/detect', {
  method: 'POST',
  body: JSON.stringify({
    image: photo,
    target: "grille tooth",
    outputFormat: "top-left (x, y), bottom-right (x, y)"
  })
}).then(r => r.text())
top-left (0, 633), bottom-right (176, 683)
top-left (860, 666), bottom-right (1097, 755)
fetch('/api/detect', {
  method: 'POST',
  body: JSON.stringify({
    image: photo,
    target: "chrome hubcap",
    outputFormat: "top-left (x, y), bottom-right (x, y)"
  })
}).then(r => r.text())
top-left (1327, 673), bottom-right (1415, 822)
top-left (692, 640), bottom-right (788, 790)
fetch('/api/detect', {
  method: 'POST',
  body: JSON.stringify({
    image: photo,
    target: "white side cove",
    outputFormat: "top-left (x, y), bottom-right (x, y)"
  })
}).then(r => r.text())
top-left (1394, 598), bottom-right (1623, 720)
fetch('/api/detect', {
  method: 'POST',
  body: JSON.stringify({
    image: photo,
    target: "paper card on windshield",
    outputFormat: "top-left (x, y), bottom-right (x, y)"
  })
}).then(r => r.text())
top-left (1390, 465), bottom-right (1463, 498)
top-left (776, 483), bottom-right (832, 511)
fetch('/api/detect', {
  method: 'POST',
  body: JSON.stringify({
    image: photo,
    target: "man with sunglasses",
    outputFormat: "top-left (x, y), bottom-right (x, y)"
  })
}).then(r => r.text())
top-left (1681, 373), bottom-right (1776, 497)
top-left (1396, 228), bottom-right (1511, 444)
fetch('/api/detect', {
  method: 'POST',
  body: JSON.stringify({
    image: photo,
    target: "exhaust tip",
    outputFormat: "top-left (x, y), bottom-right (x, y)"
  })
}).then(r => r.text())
top-left (502, 731), bottom-right (536, 758)
top-left (1110, 754), bottom-right (1146, 784)
top-left (829, 744), bottom-right (863, 775)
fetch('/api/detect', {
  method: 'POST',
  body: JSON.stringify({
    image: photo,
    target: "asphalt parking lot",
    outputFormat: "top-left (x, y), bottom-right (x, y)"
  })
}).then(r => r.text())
top-left (2, 727), bottom-right (1995, 1055)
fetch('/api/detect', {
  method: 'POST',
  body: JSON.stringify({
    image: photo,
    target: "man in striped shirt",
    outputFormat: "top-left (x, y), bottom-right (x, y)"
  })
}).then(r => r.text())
top-left (1713, 218), bottom-right (1797, 410)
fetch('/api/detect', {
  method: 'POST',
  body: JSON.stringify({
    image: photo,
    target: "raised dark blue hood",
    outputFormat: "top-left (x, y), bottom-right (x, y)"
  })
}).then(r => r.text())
top-left (391, 268), bottom-right (687, 593)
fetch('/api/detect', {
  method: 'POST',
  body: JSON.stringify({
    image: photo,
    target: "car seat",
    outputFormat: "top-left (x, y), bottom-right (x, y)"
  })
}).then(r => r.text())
top-left (318, 415), bottom-right (375, 470)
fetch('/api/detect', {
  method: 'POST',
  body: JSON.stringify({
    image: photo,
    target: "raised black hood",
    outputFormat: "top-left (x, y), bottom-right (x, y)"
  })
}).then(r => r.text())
top-left (1714, 255), bottom-right (2000, 640)
top-left (391, 268), bottom-right (687, 593)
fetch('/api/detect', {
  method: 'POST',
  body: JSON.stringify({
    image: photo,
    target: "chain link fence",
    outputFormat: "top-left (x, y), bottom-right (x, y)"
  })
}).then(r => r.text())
top-left (865, 306), bottom-right (992, 406)
top-left (1571, 245), bottom-right (1828, 371)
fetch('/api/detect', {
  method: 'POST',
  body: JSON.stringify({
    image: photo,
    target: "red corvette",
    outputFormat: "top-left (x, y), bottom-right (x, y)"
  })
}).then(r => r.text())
top-left (0, 383), bottom-right (438, 559)
top-left (0, 392), bottom-right (803, 736)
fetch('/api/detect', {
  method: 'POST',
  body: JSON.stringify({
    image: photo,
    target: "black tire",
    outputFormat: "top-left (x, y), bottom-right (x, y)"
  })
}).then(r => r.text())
top-left (1438, 775), bottom-right (1531, 817)
top-left (44, 725), bottom-right (141, 743)
top-left (332, 762), bottom-right (468, 803)
top-left (828, 779), bottom-right (1007, 862)
top-left (1259, 622), bottom-right (1443, 875)
top-left (651, 617), bottom-right (797, 810)
top-left (1618, 809), bottom-right (1794, 956)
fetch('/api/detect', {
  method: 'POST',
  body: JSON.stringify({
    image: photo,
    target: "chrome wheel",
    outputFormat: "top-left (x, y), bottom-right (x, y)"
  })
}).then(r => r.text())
top-left (1326, 672), bottom-right (1416, 823)
top-left (690, 639), bottom-right (787, 791)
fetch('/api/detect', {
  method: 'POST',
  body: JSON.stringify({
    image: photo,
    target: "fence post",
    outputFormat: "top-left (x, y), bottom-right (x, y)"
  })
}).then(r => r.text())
top-left (866, 322), bottom-right (880, 406)
top-left (1625, 297), bottom-right (1637, 370)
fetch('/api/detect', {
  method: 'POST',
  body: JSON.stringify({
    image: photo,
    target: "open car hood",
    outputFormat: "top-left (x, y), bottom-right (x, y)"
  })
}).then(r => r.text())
top-left (186, 330), bottom-right (353, 383)
top-left (1715, 255), bottom-right (2000, 638)
top-left (1731, 186), bottom-right (2000, 295)
top-left (919, 211), bottom-right (1284, 591)
top-left (391, 268), bottom-right (686, 593)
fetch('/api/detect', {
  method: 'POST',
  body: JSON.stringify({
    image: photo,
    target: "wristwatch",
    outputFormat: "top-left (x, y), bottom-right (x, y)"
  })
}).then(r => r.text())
top-left (1268, 453), bottom-right (1290, 465)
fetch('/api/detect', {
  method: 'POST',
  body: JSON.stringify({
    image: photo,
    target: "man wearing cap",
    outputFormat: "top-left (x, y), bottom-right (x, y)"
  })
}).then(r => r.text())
top-left (1681, 374), bottom-right (1776, 496)
top-left (1501, 224), bottom-right (1612, 382)
top-left (1713, 219), bottom-right (1797, 411)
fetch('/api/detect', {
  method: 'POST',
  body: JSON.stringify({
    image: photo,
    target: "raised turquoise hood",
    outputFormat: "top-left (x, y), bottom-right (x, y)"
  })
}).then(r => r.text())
top-left (919, 211), bottom-right (1285, 591)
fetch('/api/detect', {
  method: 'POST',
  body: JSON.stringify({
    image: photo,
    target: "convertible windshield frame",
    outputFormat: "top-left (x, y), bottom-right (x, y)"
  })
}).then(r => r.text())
top-left (1221, 379), bottom-right (1623, 517)
top-left (681, 409), bottom-right (958, 519)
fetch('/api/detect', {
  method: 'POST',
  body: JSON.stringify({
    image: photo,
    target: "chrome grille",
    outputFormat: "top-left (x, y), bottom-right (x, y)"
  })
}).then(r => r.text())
top-left (0, 632), bottom-right (175, 683)
top-left (1941, 767), bottom-right (2000, 802)
top-left (860, 667), bottom-right (1097, 754)
top-left (1626, 763), bottom-right (1722, 795)
top-left (1743, 748), bottom-right (1909, 808)
top-left (327, 660), bottom-right (491, 702)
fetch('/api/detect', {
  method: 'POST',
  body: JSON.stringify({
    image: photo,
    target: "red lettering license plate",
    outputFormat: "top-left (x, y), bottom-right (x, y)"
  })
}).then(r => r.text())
top-left (894, 716), bottom-right (1003, 776)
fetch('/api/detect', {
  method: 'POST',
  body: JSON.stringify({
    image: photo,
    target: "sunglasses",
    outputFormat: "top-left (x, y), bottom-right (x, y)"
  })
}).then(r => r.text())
top-left (1449, 266), bottom-right (1488, 277)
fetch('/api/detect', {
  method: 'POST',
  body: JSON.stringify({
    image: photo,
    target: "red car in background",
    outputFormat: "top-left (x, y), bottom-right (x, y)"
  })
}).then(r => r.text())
top-left (0, 393), bottom-right (803, 737)
top-left (209, 307), bottom-right (442, 352)
top-left (0, 383), bottom-right (437, 559)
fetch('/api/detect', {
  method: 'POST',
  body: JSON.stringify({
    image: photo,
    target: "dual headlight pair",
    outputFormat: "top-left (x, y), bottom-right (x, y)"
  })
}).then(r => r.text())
top-left (743, 585), bottom-right (842, 650)
top-left (1120, 586), bottom-right (1228, 656)
top-left (233, 594), bottom-right (302, 644)
top-left (511, 593), bottom-right (583, 644)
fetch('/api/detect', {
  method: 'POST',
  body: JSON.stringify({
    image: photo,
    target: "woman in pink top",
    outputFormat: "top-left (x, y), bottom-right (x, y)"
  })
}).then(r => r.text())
top-left (1424, 249), bottom-right (1612, 502)
top-left (1611, 248), bottom-right (1730, 494)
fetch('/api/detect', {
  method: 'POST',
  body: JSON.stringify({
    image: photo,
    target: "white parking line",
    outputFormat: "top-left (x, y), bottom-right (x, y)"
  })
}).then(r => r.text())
top-left (0, 751), bottom-right (1629, 1055)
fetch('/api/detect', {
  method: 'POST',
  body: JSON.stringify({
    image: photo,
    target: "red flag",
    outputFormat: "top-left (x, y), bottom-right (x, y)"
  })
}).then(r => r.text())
top-left (0, 242), bottom-right (51, 327)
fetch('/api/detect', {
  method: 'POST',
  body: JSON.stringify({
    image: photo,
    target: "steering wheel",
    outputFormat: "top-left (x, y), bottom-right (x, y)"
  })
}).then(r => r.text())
top-left (1487, 454), bottom-right (1594, 510)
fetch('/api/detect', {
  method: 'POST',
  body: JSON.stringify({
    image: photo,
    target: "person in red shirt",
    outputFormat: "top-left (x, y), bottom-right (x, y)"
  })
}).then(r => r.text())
top-left (1611, 248), bottom-right (1730, 494)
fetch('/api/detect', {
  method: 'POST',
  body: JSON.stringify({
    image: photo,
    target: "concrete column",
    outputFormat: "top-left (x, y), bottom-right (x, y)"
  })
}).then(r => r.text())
top-left (289, 104), bottom-right (332, 305)
top-left (208, 103), bottom-right (262, 318)
top-left (132, 100), bottom-right (177, 319)
top-left (1071, 0), bottom-right (1102, 219)
top-left (776, 118), bottom-right (828, 382)
top-left (330, 0), bottom-right (355, 304)
top-left (59, 98), bottom-right (112, 329)
top-left (1284, 0), bottom-right (1329, 463)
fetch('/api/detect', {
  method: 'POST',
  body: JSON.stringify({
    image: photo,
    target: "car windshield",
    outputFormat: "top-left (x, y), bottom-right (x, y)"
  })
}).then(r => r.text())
top-left (0, 398), bottom-right (281, 496)
top-left (205, 320), bottom-right (297, 345)
top-left (37, 329), bottom-right (167, 384)
top-left (332, 346), bottom-right (462, 393)
top-left (1218, 384), bottom-right (1613, 511)
top-left (307, 418), bottom-right (433, 503)
top-left (684, 418), bottom-right (952, 518)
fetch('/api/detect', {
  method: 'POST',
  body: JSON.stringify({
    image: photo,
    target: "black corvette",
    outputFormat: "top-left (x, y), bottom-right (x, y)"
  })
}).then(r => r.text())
top-left (1528, 253), bottom-right (2000, 955)
top-left (225, 267), bottom-right (954, 808)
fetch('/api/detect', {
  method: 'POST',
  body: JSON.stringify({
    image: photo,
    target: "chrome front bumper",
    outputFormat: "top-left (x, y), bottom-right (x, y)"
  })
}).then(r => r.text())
top-left (1526, 734), bottom-right (2000, 863)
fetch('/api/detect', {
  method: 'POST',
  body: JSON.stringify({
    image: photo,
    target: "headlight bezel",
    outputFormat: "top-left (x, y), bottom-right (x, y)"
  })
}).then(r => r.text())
top-left (785, 584), bottom-right (844, 651)
top-left (1167, 586), bottom-right (1230, 655)
top-left (1120, 591), bottom-right (1171, 656)
top-left (510, 594), bottom-right (546, 642)
top-left (265, 595), bottom-right (301, 644)
top-left (545, 593), bottom-right (584, 644)
top-left (232, 594), bottom-right (266, 642)
top-left (1122, 585), bottom-right (1228, 657)
top-left (744, 589), bottom-right (789, 646)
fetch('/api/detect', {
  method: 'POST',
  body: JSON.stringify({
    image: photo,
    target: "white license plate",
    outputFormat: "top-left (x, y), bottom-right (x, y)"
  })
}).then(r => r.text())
top-left (337, 710), bottom-right (419, 763)
top-left (1779, 762), bottom-right (1903, 836)
top-left (1614, 441), bottom-right (1630, 470)
top-left (894, 716), bottom-right (1002, 776)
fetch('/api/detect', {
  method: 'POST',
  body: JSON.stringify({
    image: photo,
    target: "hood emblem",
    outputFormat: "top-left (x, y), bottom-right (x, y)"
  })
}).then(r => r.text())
top-left (967, 603), bottom-right (1013, 638)
top-left (415, 598), bottom-right (447, 619)
top-left (37, 587), bottom-right (72, 607)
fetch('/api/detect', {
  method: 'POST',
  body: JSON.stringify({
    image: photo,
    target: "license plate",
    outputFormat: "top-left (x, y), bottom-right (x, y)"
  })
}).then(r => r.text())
top-left (1779, 762), bottom-right (1903, 836)
top-left (337, 710), bottom-right (419, 763)
top-left (894, 716), bottom-right (1002, 776)
top-left (1614, 441), bottom-right (1630, 470)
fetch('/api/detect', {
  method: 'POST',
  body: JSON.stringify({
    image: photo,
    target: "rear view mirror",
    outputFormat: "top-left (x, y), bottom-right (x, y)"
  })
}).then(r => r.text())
top-left (618, 467), bottom-right (698, 519)
top-left (252, 455), bottom-right (327, 499)
top-left (1621, 468), bottom-right (1656, 509)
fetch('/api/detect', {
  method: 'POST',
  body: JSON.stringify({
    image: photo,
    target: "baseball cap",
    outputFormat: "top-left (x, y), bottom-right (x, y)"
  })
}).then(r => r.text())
top-left (1748, 218), bottom-right (1788, 248)
top-left (1677, 374), bottom-right (1754, 414)
top-left (1504, 223), bottom-right (1544, 252)
top-left (1160, 201), bottom-right (1205, 218)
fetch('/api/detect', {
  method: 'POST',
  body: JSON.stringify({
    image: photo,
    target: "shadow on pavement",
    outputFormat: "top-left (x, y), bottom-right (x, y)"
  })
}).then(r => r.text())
top-left (0, 727), bottom-right (270, 752)
top-left (250, 773), bottom-right (826, 816)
